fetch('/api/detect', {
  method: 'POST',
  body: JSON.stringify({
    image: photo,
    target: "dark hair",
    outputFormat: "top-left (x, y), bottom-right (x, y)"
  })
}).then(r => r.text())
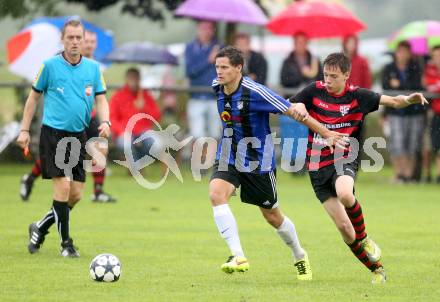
top-left (215, 46), bottom-right (244, 67)
top-left (431, 45), bottom-right (440, 52)
top-left (126, 67), bottom-right (140, 77)
top-left (61, 18), bottom-right (85, 37)
top-left (233, 32), bottom-right (250, 43)
top-left (323, 52), bottom-right (351, 73)
top-left (397, 40), bottom-right (411, 51)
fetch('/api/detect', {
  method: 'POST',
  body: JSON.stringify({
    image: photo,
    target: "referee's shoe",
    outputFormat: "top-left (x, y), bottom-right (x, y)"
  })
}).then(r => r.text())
top-left (61, 238), bottom-right (80, 258)
top-left (28, 223), bottom-right (47, 254)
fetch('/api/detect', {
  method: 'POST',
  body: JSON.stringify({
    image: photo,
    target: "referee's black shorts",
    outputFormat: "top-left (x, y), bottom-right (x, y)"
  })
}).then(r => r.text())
top-left (210, 161), bottom-right (278, 209)
top-left (39, 125), bottom-right (87, 182)
top-left (85, 116), bottom-right (100, 139)
top-left (308, 161), bottom-right (358, 203)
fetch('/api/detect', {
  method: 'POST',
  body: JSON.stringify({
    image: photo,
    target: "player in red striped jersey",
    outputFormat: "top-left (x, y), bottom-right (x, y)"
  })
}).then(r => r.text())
top-left (290, 52), bottom-right (428, 284)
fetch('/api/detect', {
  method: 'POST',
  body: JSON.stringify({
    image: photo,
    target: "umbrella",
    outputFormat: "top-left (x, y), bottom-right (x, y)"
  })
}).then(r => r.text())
top-left (175, 0), bottom-right (268, 25)
top-left (267, 1), bottom-right (366, 38)
top-left (388, 20), bottom-right (440, 55)
top-left (104, 42), bottom-right (178, 65)
top-left (6, 16), bottom-right (114, 81)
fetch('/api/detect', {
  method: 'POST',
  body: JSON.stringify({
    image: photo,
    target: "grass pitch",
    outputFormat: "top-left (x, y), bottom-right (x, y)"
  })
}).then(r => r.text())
top-left (0, 164), bottom-right (439, 302)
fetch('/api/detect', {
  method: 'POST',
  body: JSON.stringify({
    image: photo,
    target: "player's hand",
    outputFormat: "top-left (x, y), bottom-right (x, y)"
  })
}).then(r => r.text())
top-left (406, 92), bottom-right (429, 106)
top-left (16, 131), bottom-right (30, 150)
top-left (291, 103), bottom-right (309, 122)
top-left (98, 123), bottom-right (110, 138)
top-left (325, 131), bottom-right (350, 153)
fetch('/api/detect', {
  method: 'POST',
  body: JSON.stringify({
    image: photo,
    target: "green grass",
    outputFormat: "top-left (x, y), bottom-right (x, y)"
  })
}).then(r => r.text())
top-left (0, 164), bottom-right (439, 302)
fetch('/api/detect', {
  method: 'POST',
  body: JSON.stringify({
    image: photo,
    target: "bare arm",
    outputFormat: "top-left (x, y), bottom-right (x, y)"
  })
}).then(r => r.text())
top-left (95, 94), bottom-right (110, 138)
top-left (16, 89), bottom-right (41, 149)
top-left (284, 103), bottom-right (348, 150)
top-left (379, 92), bottom-right (428, 109)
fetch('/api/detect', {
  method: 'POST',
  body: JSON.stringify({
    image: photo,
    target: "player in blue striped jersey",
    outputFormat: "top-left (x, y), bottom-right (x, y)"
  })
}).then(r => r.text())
top-left (209, 46), bottom-right (348, 279)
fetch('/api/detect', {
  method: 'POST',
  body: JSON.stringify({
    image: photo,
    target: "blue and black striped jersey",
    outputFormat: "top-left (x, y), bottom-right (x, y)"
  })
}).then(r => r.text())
top-left (212, 76), bottom-right (291, 174)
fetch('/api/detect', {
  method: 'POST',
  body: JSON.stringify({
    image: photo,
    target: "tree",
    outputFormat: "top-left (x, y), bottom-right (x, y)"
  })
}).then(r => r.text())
top-left (0, 0), bottom-right (186, 22)
top-left (1, 0), bottom-right (267, 24)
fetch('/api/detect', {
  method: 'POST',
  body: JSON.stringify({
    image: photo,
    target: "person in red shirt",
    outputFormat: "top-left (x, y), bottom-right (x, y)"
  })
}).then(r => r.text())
top-left (342, 35), bottom-right (372, 89)
top-left (423, 45), bottom-right (440, 183)
top-left (110, 68), bottom-right (161, 169)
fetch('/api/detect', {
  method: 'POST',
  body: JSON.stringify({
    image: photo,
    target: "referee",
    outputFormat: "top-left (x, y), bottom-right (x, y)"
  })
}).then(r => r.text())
top-left (16, 19), bottom-right (111, 257)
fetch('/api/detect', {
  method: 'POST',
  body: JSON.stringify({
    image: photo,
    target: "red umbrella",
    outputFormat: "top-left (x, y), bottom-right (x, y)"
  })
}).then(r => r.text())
top-left (267, 1), bottom-right (366, 38)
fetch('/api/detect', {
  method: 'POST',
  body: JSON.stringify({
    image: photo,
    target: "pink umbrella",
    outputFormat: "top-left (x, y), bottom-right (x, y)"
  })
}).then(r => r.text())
top-left (175, 0), bottom-right (268, 25)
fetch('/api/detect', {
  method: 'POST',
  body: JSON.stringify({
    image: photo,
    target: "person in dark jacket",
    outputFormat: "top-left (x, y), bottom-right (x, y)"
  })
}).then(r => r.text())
top-left (280, 32), bottom-right (323, 94)
top-left (233, 32), bottom-right (268, 85)
top-left (381, 40), bottom-right (425, 182)
top-left (279, 33), bottom-right (322, 174)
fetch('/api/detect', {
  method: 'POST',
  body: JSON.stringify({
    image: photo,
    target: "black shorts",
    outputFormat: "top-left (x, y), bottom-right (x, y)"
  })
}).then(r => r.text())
top-left (431, 115), bottom-right (440, 154)
top-left (308, 161), bottom-right (358, 203)
top-left (210, 161), bottom-right (278, 209)
top-left (85, 116), bottom-right (100, 139)
top-left (39, 125), bottom-right (87, 182)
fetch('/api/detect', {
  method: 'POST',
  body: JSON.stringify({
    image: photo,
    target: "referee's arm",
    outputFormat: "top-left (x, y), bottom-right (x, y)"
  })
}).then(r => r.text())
top-left (17, 89), bottom-right (41, 149)
top-left (95, 94), bottom-right (110, 138)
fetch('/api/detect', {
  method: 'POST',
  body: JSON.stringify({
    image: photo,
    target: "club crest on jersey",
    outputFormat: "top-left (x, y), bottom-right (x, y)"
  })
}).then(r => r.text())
top-left (85, 85), bottom-right (93, 96)
top-left (340, 105), bottom-right (350, 116)
top-left (221, 111), bottom-right (232, 123)
top-left (237, 101), bottom-right (244, 110)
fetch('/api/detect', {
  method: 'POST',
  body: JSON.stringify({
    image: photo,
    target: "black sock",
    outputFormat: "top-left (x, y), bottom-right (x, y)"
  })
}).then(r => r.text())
top-left (27, 174), bottom-right (37, 183)
top-left (52, 200), bottom-right (70, 242)
top-left (36, 209), bottom-right (55, 234)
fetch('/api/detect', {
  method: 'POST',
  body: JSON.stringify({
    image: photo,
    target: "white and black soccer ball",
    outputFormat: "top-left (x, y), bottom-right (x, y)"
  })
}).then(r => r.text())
top-left (89, 254), bottom-right (121, 282)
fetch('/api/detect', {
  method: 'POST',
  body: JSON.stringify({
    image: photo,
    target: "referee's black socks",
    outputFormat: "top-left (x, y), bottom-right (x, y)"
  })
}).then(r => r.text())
top-left (52, 200), bottom-right (70, 242)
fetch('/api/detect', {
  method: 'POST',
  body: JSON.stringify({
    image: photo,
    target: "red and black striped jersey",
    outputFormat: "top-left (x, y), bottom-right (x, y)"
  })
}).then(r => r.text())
top-left (291, 81), bottom-right (381, 170)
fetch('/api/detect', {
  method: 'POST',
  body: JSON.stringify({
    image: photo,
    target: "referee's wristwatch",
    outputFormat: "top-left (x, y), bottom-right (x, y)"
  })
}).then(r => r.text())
top-left (101, 120), bottom-right (112, 127)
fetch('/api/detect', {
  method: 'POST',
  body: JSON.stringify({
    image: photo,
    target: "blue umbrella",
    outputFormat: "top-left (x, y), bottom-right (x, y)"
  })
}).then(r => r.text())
top-left (26, 16), bottom-right (114, 63)
top-left (104, 42), bottom-right (178, 65)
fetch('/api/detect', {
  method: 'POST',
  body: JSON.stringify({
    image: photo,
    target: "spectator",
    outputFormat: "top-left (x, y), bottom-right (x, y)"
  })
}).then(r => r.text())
top-left (280, 32), bottom-right (323, 93)
top-left (110, 68), bottom-right (161, 169)
top-left (342, 35), bottom-right (372, 88)
top-left (279, 32), bottom-right (322, 175)
top-left (423, 45), bottom-right (440, 184)
top-left (184, 20), bottom-right (221, 140)
top-left (381, 41), bottom-right (425, 183)
top-left (233, 32), bottom-right (268, 85)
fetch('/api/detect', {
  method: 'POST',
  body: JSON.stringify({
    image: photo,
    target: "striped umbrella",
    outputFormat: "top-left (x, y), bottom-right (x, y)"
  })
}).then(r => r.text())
top-left (6, 16), bottom-right (114, 81)
top-left (388, 20), bottom-right (440, 55)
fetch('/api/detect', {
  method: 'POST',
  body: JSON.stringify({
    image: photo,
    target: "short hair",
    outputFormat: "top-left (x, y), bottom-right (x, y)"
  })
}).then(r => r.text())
top-left (396, 40), bottom-right (411, 51)
top-left (324, 52), bottom-right (351, 74)
top-left (294, 31), bottom-right (308, 39)
top-left (431, 45), bottom-right (440, 52)
top-left (233, 32), bottom-right (250, 43)
top-left (215, 46), bottom-right (244, 67)
top-left (85, 29), bottom-right (97, 37)
top-left (126, 67), bottom-right (140, 77)
top-left (61, 18), bottom-right (85, 38)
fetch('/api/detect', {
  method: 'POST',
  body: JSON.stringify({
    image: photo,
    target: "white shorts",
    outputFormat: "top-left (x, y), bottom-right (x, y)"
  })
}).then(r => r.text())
top-left (187, 99), bottom-right (221, 139)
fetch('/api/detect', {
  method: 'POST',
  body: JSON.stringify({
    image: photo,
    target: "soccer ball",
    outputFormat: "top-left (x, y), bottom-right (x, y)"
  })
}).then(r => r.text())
top-left (89, 254), bottom-right (122, 282)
